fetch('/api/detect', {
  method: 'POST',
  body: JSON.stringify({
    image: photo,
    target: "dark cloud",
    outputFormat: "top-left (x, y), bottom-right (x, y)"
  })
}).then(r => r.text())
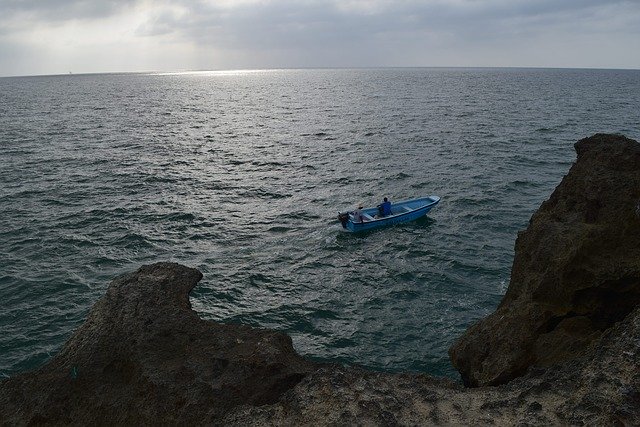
top-left (0, 0), bottom-right (140, 22)
top-left (135, 0), bottom-right (639, 50)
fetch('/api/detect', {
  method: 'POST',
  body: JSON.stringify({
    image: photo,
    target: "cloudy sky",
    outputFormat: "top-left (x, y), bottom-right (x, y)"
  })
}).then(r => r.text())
top-left (1, 0), bottom-right (639, 76)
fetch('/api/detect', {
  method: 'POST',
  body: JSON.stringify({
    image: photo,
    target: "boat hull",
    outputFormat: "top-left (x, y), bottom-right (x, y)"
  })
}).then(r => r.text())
top-left (342, 196), bottom-right (440, 232)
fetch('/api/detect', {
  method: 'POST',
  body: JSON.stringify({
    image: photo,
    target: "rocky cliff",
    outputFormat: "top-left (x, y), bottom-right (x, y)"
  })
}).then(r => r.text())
top-left (2, 134), bottom-right (639, 425)
top-left (0, 263), bottom-right (316, 425)
top-left (449, 133), bottom-right (640, 387)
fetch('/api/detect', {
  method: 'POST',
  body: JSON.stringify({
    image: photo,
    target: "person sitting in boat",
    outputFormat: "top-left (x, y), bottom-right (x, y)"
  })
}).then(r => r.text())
top-left (352, 205), bottom-right (364, 223)
top-left (378, 197), bottom-right (392, 217)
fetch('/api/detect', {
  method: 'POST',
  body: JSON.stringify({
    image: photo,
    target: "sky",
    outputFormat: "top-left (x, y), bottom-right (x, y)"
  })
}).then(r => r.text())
top-left (1, 0), bottom-right (639, 77)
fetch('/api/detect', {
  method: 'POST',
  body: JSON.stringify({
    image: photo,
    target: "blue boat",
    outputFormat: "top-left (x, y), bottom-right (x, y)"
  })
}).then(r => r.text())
top-left (338, 196), bottom-right (440, 232)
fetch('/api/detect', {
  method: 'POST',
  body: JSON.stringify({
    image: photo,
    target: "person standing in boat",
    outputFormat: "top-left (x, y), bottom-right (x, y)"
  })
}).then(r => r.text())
top-left (379, 197), bottom-right (392, 217)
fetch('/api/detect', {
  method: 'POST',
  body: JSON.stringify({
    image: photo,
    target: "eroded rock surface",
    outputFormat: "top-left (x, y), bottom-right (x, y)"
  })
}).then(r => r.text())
top-left (224, 307), bottom-right (640, 425)
top-left (0, 263), bottom-right (316, 425)
top-left (450, 133), bottom-right (640, 387)
top-left (3, 262), bottom-right (638, 426)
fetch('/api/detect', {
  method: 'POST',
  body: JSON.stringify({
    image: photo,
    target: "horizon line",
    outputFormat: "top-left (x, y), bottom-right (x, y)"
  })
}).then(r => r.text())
top-left (2, 65), bottom-right (639, 79)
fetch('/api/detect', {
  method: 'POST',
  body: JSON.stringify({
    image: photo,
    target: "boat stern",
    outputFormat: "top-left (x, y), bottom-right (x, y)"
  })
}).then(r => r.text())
top-left (337, 212), bottom-right (350, 229)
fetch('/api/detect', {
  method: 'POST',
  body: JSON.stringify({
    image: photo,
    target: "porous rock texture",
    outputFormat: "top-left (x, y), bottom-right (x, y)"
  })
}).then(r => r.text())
top-left (2, 134), bottom-right (640, 425)
top-left (223, 308), bottom-right (640, 425)
top-left (450, 133), bottom-right (640, 387)
top-left (1, 262), bottom-right (638, 425)
top-left (0, 263), bottom-right (316, 425)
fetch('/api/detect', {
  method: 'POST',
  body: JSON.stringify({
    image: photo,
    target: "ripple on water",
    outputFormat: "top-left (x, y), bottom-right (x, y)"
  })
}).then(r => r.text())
top-left (1, 68), bottom-right (639, 379)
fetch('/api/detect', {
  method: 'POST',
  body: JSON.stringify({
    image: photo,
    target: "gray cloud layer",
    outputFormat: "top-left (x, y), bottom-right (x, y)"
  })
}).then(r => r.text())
top-left (136, 0), bottom-right (637, 41)
top-left (1, 0), bottom-right (639, 76)
top-left (1, 0), bottom-right (138, 22)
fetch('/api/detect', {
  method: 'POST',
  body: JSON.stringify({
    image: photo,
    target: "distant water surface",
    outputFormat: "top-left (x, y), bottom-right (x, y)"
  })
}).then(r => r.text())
top-left (1, 68), bottom-right (639, 378)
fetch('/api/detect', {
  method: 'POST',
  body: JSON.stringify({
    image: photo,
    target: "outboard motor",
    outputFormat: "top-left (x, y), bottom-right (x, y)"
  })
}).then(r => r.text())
top-left (337, 212), bottom-right (350, 229)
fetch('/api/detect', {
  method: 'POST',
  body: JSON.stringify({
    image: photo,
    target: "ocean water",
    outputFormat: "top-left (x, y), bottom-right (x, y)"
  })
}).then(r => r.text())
top-left (1, 68), bottom-right (639, 379)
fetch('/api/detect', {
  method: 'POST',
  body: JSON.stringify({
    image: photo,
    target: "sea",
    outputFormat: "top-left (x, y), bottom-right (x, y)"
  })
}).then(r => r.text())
top-left (1, 68), bottom-right (639, 380)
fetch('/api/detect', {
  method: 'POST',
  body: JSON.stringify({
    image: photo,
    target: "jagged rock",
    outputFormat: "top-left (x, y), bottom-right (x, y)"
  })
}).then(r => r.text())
top-left (0, 263), bottom-right (316, 425)
top-left (222, 307), bottom-right (640, 425)
top-left (3, 262), bottom-right (637, 426)
top-left (449, 133), bottom-right (640, 387)
top-left (2, 262), bottom-right (639, 425)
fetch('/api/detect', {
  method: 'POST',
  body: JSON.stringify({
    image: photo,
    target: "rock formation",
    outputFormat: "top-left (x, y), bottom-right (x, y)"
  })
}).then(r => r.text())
top-left (224, 308), bottom-right (639, 425)
top-left (0, 263), bottom-right (316, 425)
top-left (449, 133), bottom-right (640, 387)
top-left (2, 134), bottom-right (639, 425)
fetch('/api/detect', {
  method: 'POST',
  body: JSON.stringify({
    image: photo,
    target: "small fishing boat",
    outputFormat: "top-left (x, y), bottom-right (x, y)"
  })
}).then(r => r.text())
top-left (337, 196), bottom-right (440, 232)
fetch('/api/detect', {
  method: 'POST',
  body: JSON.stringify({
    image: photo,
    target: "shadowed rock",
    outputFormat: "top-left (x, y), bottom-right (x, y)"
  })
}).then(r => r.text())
top-left (5, 260), bottom-right (636, 425)
top-left (223, 307), bottom-right (640, 425)
top-left (449, 133), bottom-right (640, 387)
top-left (0, 263), bottom-right (316, 425)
